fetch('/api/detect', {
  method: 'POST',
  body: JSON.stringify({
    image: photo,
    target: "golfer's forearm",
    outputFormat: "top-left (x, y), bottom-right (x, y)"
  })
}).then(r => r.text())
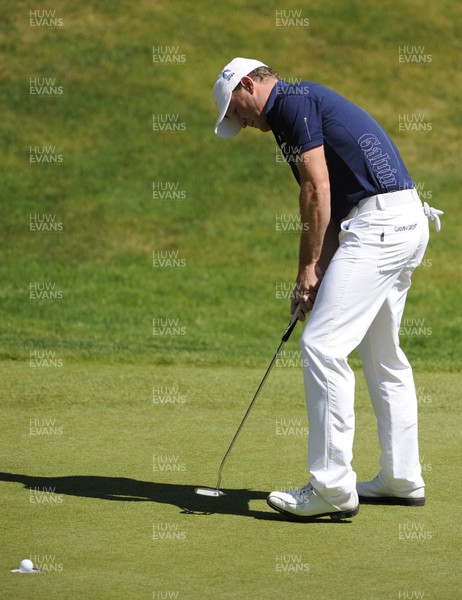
top-left (297, 183), bottom-right (331, 277)
top-left (317, 219), bottom-right (340, 272)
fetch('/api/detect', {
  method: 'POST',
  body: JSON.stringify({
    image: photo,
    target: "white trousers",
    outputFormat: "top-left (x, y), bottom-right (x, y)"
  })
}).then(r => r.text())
top-left (300, 188), bottom-right (429, 497)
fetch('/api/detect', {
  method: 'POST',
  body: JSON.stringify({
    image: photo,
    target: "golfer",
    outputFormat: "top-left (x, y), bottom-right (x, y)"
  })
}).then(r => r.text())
top-left (213, 57), bottom-right (443, 519)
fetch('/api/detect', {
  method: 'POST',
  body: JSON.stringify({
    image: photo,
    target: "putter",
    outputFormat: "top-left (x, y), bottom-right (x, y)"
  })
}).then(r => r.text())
top-left (195, 305), bottom-right (301, 498)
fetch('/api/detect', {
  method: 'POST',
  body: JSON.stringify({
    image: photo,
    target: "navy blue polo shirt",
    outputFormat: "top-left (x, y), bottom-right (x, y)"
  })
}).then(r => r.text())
top-left (265, 80), bottom-right (414, 221)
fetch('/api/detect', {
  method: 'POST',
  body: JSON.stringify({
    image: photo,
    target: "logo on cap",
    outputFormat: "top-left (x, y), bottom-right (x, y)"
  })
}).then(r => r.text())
top-left (222, 69), bottom-right (234, 81)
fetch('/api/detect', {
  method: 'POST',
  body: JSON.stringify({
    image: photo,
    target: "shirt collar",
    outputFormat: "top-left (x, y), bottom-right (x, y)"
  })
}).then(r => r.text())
top-left (265, 80), bottom-right (287, 124)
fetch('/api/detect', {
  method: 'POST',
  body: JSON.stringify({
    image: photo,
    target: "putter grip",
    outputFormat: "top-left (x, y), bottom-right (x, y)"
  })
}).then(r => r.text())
top-left (281, 305), bottom-right (300, 342)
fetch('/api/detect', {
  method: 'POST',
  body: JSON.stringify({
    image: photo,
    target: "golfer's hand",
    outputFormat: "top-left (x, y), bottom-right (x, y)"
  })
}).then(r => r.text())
top-left (291, 265), bottom-right (323, 321)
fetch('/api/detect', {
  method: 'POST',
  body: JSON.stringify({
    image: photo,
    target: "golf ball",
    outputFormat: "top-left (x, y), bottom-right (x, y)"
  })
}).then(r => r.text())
top-left (19, 559), bottom-right (34, 573)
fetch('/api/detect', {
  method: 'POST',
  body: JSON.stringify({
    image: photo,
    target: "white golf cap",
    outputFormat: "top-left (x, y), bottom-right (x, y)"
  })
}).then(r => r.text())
top-left (213, 57), bottom-right (267, 138)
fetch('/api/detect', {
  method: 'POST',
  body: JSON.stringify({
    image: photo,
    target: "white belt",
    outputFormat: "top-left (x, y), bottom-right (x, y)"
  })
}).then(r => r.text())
top-left (345, 189), bottom-right (444, 232)
top-left (354, 189), bottom-right (420, 215)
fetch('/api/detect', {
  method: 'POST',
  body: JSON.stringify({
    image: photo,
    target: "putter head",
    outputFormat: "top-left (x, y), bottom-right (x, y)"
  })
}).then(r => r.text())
top-left (194, 487), bottom-right (226, 497)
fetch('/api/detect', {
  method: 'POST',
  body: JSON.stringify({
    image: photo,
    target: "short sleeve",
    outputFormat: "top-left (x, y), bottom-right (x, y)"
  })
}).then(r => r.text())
top-left (278, 93), bottom-right (324, 153)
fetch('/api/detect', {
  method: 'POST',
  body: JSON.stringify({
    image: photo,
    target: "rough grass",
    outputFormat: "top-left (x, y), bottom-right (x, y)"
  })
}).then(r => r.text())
top-left (1, 0), bottom-right (461, 368)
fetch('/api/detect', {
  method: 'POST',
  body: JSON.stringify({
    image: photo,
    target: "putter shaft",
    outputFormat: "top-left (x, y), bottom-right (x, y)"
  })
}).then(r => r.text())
top-left (215, 306), bottom-right (300, 490)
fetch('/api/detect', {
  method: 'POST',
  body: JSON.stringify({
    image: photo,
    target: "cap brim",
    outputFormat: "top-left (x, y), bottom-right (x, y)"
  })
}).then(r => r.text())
top-left (214, 91), bottom-right (241, 138)
top-left (215, 117), bottom-right (241, 138)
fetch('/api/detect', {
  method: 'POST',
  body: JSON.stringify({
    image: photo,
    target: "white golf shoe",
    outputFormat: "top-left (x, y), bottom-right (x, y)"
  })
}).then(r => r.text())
top-left (267, 483), bottom-right (359, 520)
top-left (356, 475), bottom-right (425, 506)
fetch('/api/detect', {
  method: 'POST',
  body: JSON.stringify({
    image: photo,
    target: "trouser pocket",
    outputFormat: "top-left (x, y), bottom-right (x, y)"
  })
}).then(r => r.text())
top-left (378, 218), bottom-right (428, 274)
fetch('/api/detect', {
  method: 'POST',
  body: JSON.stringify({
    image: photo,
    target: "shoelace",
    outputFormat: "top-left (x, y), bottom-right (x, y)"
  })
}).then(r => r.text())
top-left (295, 483), bottom-right (314, 501)
top-left (423, 201), bottom-right (444, 233)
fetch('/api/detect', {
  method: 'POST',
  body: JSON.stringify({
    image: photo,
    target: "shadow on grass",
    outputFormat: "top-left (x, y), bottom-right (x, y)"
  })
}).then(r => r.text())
top-left (0, 472), bottom-right (353, 524)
